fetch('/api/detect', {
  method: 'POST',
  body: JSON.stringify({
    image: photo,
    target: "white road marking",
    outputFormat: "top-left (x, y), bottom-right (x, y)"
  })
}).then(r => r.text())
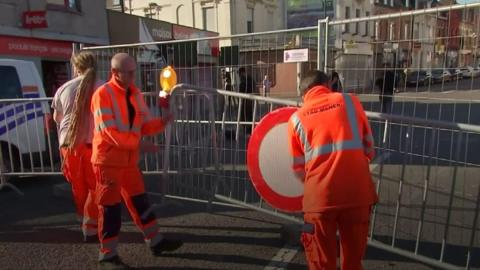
top-left (264, 245), bottom-right (299, 270)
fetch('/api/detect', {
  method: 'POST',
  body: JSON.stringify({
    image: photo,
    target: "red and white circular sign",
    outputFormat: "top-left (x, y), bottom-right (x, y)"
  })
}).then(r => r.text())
top-left (247, 107), bottom-right (304, 212)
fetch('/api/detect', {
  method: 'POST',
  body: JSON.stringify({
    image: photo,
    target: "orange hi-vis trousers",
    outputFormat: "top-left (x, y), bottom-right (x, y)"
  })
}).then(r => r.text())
top-left (302, 207), bottom-right (371, 270)
top-left (61, 144), bottom-right (98, 237)
top-left (94, 165), bottom-right (162, 261)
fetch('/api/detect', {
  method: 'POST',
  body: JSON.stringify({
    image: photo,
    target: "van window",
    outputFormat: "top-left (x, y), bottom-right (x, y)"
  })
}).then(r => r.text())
top-left (0, 66), bottom-right (23, 99)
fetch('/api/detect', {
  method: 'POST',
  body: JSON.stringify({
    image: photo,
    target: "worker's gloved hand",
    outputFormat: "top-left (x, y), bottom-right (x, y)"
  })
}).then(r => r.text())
top-left (159, 91), bottom-right (170, 109)
top-left (141, 140), bottom-right (160, 153)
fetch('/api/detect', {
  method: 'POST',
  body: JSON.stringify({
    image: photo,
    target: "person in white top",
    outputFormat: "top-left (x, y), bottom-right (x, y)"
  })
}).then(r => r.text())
top-left (51, 51), bottom-right (100, 242)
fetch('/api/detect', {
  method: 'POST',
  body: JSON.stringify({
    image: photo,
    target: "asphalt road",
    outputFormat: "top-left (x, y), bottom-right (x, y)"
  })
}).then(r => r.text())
top-left (0, 175), bottom-right (438, 270)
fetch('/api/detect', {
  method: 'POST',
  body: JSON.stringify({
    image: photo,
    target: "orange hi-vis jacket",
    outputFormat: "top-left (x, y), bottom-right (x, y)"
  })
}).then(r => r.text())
top-left (288, 86), bottom-right (378, 212)
top-left (91, 78), bottom-right (166, 167)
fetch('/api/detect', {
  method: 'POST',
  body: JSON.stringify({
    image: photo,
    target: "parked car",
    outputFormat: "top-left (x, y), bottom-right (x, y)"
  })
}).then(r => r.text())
top-left (462, 66), bottom-right (480, 78)
top-left (406, 71), bottom-right (429, 86)
top-left (0, 59), bottom-right (56, 174)
top-left (453, 67), bottom-right (468, 80)
top-left (430, 69), bottom-right (453, 83)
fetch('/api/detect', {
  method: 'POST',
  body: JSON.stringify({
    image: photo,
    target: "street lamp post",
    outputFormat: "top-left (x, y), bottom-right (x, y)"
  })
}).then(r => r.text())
top-left (176, 4), bottom-right (185, 25)
top-left (120, 0), bottom-right (125, 13)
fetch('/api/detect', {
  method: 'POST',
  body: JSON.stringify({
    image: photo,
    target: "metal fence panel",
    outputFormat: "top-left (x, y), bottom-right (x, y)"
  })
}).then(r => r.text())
top-left (1, 4), bottom-right (479, 269)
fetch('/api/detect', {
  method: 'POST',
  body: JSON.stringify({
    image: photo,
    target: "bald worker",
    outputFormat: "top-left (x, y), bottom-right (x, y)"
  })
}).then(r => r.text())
top-left (91, 53), bottom-right (181, 269)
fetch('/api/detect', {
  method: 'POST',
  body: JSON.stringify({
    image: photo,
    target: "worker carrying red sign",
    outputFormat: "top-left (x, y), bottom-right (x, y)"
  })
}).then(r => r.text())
top-left (287, 70), bottom-right (377, 270)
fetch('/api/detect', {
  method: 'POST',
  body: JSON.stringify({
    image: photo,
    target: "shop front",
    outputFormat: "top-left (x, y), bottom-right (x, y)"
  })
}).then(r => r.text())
top-left (0, 35), bottom-right (72, 97)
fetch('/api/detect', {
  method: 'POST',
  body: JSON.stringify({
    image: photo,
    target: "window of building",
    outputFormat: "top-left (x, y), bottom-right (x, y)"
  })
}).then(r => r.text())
top-left (202, 7), bottom-right (216, 31)
top-left (382, 0), bottom-right (394, 5)
top-left (354, 9), bottom-right (360, 35)
top-left (0, 66), bottom-right (23, 99)
top-left (404, 23), bottom-right (410, 39)
top-left (389, 22), bottom-right (394, 40)
top-left (247, 8), bottom-right (254, 33)
top-left (112, 0), bottom-right (121, 6)
top-left (344, 7), bottom-right (350, 33)
top-left (364, 12), bottom-right (370, 36)
top-left (47, 0), bottom-right (81, 11)
top-left (414, 22), bottom-right (420, 39)
top-left (426, 24), bottom-right (432, 40)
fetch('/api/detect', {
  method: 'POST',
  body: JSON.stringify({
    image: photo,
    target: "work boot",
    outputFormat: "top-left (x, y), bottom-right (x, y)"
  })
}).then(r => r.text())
top-left (150, 238), bottom-right (183, 256)
top-left (98, 256), bottom-right (129, 270)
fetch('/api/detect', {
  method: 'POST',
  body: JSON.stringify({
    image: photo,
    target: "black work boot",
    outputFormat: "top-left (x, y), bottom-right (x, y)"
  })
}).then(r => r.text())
top-left (150, 238), bottom-right (183, 256)
top-left (98, 256), bottom-right (129, 270)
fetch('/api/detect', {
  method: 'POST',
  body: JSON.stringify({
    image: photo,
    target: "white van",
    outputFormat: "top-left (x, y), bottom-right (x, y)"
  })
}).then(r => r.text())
top-left (0, 59), bottom-right (56, 174)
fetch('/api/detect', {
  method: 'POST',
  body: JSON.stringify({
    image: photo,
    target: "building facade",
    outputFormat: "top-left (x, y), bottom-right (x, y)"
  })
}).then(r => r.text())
top-left (106, 0), bottom-right (285, 36)
top-left (434, 0), bottom-right (480, 68)
top-left (0, 0), bottom-right (109, 96)
top-left (373, 0), bottom-right (437, 73)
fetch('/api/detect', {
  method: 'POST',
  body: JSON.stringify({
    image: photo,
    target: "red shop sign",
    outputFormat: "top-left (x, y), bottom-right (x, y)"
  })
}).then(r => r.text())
top-left (0, 35), bottom-right (72, 59)
top-left (23, 11), bottom-right (48, 29)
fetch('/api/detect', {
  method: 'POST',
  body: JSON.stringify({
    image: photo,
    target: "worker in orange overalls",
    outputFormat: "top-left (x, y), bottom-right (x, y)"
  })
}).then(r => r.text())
top-left (52, 51), bottom-right (99, 242)
top-left (287, 70), bottom-right (378, 270)
top-left (92, 53), bottom-right (182, 269)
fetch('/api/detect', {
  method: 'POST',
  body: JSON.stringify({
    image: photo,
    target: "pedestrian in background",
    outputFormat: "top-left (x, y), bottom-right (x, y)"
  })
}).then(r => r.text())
top-left (330, 71), bottom-right (343, 92)
top-left (52, 51), bottom-right (99, 242)
top-left (262, 74), bottom-right (271, 97)
top-left (378, 64), bottom-right (396, 113)
top-left (238, 67), bottom-right (255, 134)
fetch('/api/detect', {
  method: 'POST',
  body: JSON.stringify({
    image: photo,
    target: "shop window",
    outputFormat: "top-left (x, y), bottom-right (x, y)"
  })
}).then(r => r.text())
top-left (47, 0), bottom-right (81, 12)
top-left (41, 61), bottom-right (69, 97)
top-left (343, 7), bottom-right (350, 33)
top-left (0, 66), bottom-right (23, 99)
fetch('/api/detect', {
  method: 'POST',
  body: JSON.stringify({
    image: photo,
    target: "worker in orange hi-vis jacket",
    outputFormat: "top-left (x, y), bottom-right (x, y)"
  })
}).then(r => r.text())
top-left (91, 53), bottom-right (182, 269)
top-left (287, 70), bottom-right (378, 270)
top-left (52, 51), bottom-right (100, 243)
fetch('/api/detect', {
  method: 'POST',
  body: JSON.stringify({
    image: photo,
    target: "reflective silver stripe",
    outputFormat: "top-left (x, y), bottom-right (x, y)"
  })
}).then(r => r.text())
top-left (104, 84), bottom-right (130, 132)
top-left (293, 94), bottom-right (365, 164)
top-left (96, 120), bottom-right (116, 131)
top-left (342, 94), bottom-right (361, 141)
top-left (293, 156), bottom-right (305, 166)
top-left (99, 238), bottom-right (119, 261)
top-left (143, 223), bottom-right (159, 238)
top-left (94, 108), bottom-right (113, 117)
top-left (96, 119), bottom-right (116, 131)
top-left (83, 227), bottom-right (97, 237)
top-left (290, 113), bottom-right (311, 152)
top-left (306, 140), bottom-right (363, 163)
top-left (83, 216), bottom-right (97, 226)
top-left (145, 232), bottom-right (163, 248)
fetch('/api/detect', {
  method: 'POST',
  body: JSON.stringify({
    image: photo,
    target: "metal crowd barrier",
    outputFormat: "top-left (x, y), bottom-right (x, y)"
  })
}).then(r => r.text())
top-left (157, 84), bottom-right (480, 270)
top-left (0, 85), bottom-right (478, 270)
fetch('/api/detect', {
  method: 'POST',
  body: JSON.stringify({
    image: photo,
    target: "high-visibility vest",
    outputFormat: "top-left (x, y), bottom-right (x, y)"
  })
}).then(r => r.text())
top-left (287, 86), bottom-right (378, 212)
top-left (91, 78), bottom-right (166, 167)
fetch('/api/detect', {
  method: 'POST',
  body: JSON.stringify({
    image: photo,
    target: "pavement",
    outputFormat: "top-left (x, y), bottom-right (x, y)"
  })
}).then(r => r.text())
top-left (0, 175), bottom-right (440, 270)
